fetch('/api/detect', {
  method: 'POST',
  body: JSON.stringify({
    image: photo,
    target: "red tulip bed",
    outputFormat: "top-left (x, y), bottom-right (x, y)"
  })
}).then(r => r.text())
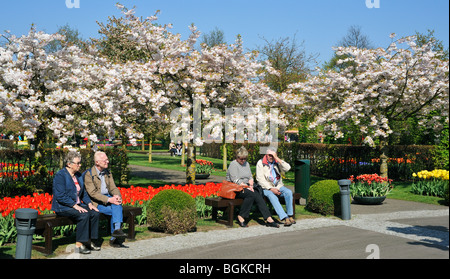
top-left (0, 182), bottom-right (222, 245)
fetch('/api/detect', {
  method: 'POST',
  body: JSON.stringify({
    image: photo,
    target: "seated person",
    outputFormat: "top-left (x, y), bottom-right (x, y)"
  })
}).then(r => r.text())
top-left (169, 141), bottom-right (177, 156)
top-left (52, 151), bottom-right (100, 254)
top-left (84, 151), bottom-right (127, 247)
top-left (226, 146), bottom-right (278, 228)
top-left (256, 148), bottom-right (295, 226)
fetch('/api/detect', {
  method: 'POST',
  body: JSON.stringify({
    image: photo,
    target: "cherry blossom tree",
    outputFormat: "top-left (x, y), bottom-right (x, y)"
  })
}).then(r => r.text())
top-left (1, 4), bottom-right (300, 185)
top-left (104, 4), bottom-right (298, 183)
top-left (0, 27), bottom-right (102, 147)
top-left (289, 34), bottom-right (449, 177)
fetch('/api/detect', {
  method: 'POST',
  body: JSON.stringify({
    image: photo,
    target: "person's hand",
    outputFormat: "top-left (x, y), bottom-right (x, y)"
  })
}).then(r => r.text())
top-left (108, 195), bottom-right (122, 205)
top-left (88, 203), bottom-right (99, 212)
top-left (267, 150), bottom-right (280, 163)
top-left (248, 179), bottom-right (254, 187)
top-left (270, 188), bottom-right (281, 196)
top-left (114, 195), bottom-right (122, 204)
top-left (73, 204), bottom-right (87, 213)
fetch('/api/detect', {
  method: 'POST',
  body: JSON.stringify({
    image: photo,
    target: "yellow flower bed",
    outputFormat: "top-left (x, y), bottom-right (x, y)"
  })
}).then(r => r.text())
top-left (412, 169), bottom-right (449, 180)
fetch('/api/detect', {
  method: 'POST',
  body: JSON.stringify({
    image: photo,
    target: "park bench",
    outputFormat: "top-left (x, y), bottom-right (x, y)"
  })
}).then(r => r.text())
top-left (33, 205), bottom-right (142, 255)
top-left (205, 192), bottom-right (301, 227)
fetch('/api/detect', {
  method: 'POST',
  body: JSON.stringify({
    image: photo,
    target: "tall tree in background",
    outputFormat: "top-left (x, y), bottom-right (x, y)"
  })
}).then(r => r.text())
top-left (257, 33), bottom-right (317, 93)
top-left (45, 24), bottom-right (86, 53)
top-left (324, 25), bottom-right (372, 71)
top-left (200, 27), bottom-right (226, 47)
top-left (289, 34), bottom-right (449, 178)
top-left (338, 25), bottom-right (372, 49)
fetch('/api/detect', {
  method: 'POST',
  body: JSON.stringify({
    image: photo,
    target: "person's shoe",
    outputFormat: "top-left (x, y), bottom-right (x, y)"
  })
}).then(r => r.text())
top-left (283, 218), bottom-right (292, 227)
top-left (237, 216), bottom-right (248, 227)
top-left (88, 242), bottom-right (101, 251)
top-left (266, 221), bottom-right (279, 228)
top-left (289, 216), bottom-right (296, 224)
top-left (112, 229), bottom-right (127, 238)
top-left (110, 238), bottom-right (128, 248)
top-left (75, 244), bottom-right (91, 254)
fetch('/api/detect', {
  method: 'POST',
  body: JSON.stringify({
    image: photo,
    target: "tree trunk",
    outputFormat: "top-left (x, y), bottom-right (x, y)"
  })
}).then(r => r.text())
top-left (186, 143), bottom-right (196, 184)
top-left (148, 137), bottom-right (152, 163)
top-left (32, 125), bottom-right (49, 193)
top-left (119, 129), bottom-right (128, 185)
top-left (181, 142), bottom-right (186, 167)
top-left (222, 143), bottom-right (227, 171)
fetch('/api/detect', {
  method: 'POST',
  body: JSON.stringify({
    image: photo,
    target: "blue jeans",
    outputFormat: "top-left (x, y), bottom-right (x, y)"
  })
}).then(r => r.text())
top-left (263, 186), bottom-right (293, 220)
top-left (97, 195), bottom-right (123, 234)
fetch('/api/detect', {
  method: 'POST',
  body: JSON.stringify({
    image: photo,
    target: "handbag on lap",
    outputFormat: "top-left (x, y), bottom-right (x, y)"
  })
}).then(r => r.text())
top-left (219, 180), bottom-right (245, 199)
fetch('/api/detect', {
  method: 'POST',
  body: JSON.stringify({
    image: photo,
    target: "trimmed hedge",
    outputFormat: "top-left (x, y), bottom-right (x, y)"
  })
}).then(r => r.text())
top-left (147, 189), bottom-right (197, 234)
top-left (306, 180), bottom-right (341, 216)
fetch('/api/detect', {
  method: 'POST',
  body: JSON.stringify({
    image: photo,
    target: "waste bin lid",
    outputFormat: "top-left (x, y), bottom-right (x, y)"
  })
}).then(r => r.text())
top-left (338, 179), bottom-right (351, 186)
top-left (295, 159), bottom-right (310, 165)
top-left (15, 208), bottom-right (38, 220)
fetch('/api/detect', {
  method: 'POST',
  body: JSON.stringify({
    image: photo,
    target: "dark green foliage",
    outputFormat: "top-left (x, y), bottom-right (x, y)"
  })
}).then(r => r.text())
top-left (306, 180), bottom-right (341, 216)
top-left (147, 189), bottom-right (197, 234)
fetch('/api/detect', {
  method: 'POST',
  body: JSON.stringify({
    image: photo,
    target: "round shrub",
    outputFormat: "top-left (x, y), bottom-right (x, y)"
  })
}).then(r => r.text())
top-left (147, 189), bottom-right (197, 234)
top-left (306, 180), bottom-right (341, 216)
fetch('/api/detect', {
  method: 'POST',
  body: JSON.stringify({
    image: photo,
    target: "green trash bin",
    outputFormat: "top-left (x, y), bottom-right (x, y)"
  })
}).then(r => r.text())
top-left (294, 160), bottom-right (310, 202)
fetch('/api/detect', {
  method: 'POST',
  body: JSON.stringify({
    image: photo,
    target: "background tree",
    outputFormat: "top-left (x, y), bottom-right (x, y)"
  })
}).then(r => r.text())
top-left (45, 24), bottom-right (86, 53)
top-left (289, 34), bottom-right (449, 178)
top-left (257, 33), bottom-right (317, 93)
top-left (323, 25), bottom-right (372, 71)
top-left (257, 34), bottom-right (318, 141)
top-left (200, 27), bottom-right (226, 48)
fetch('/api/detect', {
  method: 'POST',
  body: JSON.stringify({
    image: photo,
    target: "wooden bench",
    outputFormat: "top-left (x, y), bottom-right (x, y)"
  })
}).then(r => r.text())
top-left (33, 205), bottom-right (142, 255)
top-left (205, 193), bottom-right (301, 227)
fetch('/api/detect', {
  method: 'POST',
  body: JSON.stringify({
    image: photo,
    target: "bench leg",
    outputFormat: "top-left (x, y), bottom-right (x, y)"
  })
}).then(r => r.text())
top-left (44, 222), bottom-right (53, 255)
top-left (126, 212), bottom-right (136, 240)
top-left (292, 198), bottom-right (296, 219)
top-left (211, 207), bottom-right (218, 221)
top-left (227, 202), bottom-right (235, 227)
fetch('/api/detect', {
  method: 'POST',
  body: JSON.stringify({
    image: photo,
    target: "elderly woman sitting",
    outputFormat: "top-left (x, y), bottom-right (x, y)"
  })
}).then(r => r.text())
top-left (226, 146), bottom-right (279, 228)
top-left (51, 151), bottom-right (101, 254)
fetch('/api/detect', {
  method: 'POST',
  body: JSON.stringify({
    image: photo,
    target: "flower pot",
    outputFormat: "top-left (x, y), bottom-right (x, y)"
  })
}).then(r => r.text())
top-left (353, 196), bottom-right (386, 205)
top-left (195, 173), bottom-right (210, 179)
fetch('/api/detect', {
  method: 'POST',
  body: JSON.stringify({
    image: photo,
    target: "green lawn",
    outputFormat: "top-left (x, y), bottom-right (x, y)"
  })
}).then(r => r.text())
top-left (127, 151), bottom-right (232, 177)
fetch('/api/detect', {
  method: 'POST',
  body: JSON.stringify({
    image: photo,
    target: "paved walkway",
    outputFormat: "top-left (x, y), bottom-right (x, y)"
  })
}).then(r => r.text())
top-left (53, 164), bottom-right (449, 260)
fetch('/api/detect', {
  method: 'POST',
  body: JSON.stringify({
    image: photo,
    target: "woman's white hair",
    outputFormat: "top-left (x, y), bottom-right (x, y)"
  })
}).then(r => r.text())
top-left (236, 146), bottom-right (248, 158)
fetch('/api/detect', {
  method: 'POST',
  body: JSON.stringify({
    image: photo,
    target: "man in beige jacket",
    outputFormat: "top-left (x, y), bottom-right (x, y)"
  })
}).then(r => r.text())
top-left (256, 149), bottom-right (295, 226)
top-left (84, 151), bottom-right (127, 246)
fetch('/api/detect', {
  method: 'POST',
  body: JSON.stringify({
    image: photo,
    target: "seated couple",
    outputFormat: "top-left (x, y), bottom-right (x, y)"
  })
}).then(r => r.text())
top-left (226, 146), bottom-right (296, 228)
top-left (51, 151), bottom-right (127, 254)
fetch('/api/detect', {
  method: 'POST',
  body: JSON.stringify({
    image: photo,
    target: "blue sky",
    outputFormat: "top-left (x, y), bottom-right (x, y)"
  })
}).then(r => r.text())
top-left (0, 0), bottom-right (448, 65)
